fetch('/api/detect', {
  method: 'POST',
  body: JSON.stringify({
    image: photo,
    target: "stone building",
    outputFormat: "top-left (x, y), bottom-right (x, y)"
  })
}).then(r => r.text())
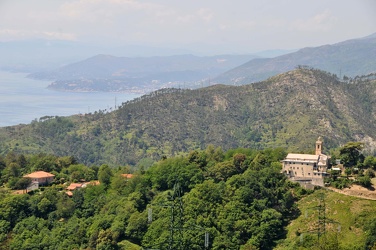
top-left (281, 137), bottom-right (329, 187)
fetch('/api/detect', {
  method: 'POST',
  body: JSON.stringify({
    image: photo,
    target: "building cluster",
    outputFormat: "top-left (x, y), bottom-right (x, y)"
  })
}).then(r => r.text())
top-left (18, 139), bottom-right (329, 194)
top-left (281, 137), bottom-right (330, 188)
top-left (18, 170), bottom-right (134, 195)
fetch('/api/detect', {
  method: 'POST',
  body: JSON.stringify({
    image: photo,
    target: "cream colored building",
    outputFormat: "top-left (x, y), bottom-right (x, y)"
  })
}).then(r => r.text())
top-left (282, 137), bottom-right (329, 187)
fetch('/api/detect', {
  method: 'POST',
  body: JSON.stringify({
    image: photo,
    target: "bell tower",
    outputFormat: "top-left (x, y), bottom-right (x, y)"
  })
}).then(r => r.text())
top-left (315, 136), bottom-right (323, 155)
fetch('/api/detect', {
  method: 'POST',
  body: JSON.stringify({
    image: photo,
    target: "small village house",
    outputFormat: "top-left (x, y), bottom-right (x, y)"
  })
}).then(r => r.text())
top-left (23, 171), bottom-right (55, 192)
top-left (23, 171), bottom-right (55, 185)
top-left (65, 180), bottom-right (100, 197)
top-left (66, 183), bottom-right (83, 191)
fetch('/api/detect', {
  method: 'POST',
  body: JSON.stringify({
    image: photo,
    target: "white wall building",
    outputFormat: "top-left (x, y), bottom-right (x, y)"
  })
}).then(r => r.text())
top-left (281, 137), bottom-right (329, 187)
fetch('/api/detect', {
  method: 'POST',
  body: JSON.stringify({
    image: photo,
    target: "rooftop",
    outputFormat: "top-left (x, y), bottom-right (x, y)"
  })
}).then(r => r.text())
top-left (121, 174), bottom-right (134, 179)
top-left (24, 171), bottom-right (55, 178)
top-left (283, 153), bottom-right (319, 161)
top-left (66, 183), bottom-right (83, 191)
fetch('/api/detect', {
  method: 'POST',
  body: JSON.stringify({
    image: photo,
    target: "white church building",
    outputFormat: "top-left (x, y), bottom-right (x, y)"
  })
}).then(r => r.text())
top-left (281, 137), bottom-right (329, 187)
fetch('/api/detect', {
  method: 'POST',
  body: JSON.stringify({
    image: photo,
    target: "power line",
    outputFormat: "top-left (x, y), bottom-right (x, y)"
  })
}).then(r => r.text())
top-left (301, 192), bottom-right (341, 246)
top-left (145, 183), bottom-right (209, 250)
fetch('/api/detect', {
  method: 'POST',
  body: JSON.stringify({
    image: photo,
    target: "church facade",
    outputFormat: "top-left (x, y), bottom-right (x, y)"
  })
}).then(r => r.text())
top-left (281, 137), bottom-right (329, 187)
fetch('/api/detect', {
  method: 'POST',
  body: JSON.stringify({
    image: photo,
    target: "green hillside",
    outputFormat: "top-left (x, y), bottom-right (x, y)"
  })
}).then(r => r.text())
top-left (0, 147), bottom-right (297, 250)
top-left (1, 149), bottom-right (376, 249)
top-left (276, 190), bottom-right (376, 250)
top-left (1, 68), bottom-right (376, 166)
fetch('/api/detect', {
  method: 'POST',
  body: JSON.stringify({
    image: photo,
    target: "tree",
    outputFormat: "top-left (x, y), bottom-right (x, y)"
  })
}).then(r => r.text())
top-left (364, 156), bottom-right (376, 170)
top-left (233, 153), bottom-right (247, 173)
top-left (56, 194), bottom-right (75, 219)
top-left (125, 211), bottom-right (148, 245)
top-left (339, 142), bottom-right (364, 167)
top-left (68, 164), bottom-right (96, 182)
top-left (14, 177), bottom-right (32, 191)
top-left (0, 156), bottom-right (6, 172)
top-left (356, 175), bottom-right (372, 188)
top-left (98, 164), bottom-right (113, 189)
top-left (345, 168), bottom-right (352, 178)
top-left (37, 197), bottom-right (54, 217)
top-left (0, 219), bottom-right (10, 243)
top-left (208, 161), bottom-right (237, 182)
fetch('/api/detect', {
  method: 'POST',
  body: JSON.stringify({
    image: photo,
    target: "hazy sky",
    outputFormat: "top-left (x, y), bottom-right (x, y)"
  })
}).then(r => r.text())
top-left (1, 0), bottom-right (375, 54)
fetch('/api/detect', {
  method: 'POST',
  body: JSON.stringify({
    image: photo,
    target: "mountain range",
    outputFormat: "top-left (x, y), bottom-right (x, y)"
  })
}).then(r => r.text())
top-left (1, 68), bottom-right (376, 166)
top-left (27, 33), bottom-right (376, 93)
top-left (215, 33), bottom-right (376, 85)
top-left (29, 54), bottom-right (257, 92)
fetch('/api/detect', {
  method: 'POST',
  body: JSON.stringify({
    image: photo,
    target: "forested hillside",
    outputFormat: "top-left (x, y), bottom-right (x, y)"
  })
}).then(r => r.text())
top-left (0, 147), bottom-right (294, 249)
top-left (1, 148), bottom-right (376, 249)
top-left (1, 147), bottom-right (375, 250)
top-left (1, 68), bottom-right (376, 166)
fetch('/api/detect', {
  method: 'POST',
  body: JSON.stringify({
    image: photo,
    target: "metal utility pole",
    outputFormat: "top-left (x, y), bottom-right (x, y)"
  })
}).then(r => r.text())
top-left (301, 192), bottom-right (341, 246)
top-left (167, 183), bottom-right (184, 250)
top-left (146, 182), bottom-right (209, 250)
top-left (317, 192), bottom-right (326, 240)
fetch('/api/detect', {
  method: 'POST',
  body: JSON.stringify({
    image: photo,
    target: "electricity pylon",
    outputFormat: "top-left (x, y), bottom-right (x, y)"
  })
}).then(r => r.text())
top-left (146, 183), bottom-right (209, 250)
top-left (301, 192), bottom-right (341, 245)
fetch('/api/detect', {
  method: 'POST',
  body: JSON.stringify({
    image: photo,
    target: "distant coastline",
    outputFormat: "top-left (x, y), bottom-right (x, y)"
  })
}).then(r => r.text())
top-left (0, 71), bottom-right (141, 127)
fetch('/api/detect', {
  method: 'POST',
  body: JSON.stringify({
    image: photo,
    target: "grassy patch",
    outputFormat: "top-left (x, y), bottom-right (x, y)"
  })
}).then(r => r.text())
top-left (276, 189), bottom-right (376, 250)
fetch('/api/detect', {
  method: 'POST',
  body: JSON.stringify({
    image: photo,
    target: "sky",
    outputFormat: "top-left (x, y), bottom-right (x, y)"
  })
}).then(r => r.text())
top-left (0, 0), bottom-right (375, 55)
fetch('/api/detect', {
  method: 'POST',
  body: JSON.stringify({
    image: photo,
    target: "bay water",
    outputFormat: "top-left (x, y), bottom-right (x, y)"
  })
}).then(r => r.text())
top-left (0, 71), bottom-right (141, 127)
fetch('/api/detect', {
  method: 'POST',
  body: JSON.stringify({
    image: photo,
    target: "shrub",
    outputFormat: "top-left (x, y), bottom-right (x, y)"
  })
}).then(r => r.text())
top-left (331, 178), bottom-right (352, 189)
top-left (356, 176), bottom-right (372, 188)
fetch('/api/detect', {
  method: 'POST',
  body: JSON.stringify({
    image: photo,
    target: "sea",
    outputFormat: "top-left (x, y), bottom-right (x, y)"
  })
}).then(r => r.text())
top-left (0, 71), bottom-right (141, 127)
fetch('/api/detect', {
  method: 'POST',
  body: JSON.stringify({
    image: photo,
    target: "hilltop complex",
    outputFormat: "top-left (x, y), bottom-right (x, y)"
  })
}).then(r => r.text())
top-left (282, 137), bottom-right (330, 187)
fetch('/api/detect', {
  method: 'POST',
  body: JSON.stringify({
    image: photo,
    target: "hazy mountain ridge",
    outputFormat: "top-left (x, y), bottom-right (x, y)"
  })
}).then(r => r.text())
top-left (29, 54), bottom-right (258, 92)
top-left (214, 33), bottom-right (376, 85)
top-left (1, 68), bottom-right (376, 166)
top-left (0, 40), bottom-right (197, 72)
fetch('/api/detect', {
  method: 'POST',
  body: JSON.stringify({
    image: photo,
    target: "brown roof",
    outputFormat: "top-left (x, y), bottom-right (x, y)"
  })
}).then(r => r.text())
top-left (121, 174), bottom-right (134, 179)
top-left (66, 183), bottom-right (83, 190)
top-left (24, 171), bottom-right (55, 178)
top-left (85, 180), bottom-right (100, 186)
top-left (65, 191), bottom-right (73, 197)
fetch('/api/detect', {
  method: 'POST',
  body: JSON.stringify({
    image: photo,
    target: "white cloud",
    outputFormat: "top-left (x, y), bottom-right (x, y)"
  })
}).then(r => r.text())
top-left (292, 10), bottom-right (338, 32)
top-left (0, 29), bottom-right (76, 42)
top-left (197, 8), bottom-right (214, 22)
top-left (0, 0), bottom-right (374, 53)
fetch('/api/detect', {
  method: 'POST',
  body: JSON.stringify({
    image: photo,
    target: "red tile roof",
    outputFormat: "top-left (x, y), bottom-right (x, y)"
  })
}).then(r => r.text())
top-left (24, 171), bottom-right (55, 178)
top-left (84, 180), bottom-right (100, 186)
top-left (121, 174), bottom-right (134, 179)
top-left (66, 183), bottom-right (83, 191)
top-left (65, 191), bottom-right (73, 197)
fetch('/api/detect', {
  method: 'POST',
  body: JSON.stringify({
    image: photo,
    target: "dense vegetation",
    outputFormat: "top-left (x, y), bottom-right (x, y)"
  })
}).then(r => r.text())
top-left (2, 146), bottom-right (376, 250)
top-left (276, 190), bottom-right (376, 250)
top-left (324, 142), bottom-right (376, 189)
top-left (1, 68), bottom-right (376, 167)
top-left (0, 147), bottom-right (305, 250)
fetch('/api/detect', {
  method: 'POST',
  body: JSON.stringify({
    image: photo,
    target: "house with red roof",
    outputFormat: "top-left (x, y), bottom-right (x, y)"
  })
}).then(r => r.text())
top-left (66, 183), bottom-right (83, 191)
top-left (121, 174), bottom-right (134, 179)
top-left (23, 171), bottom-right (55, 185)
top-left (65, 180), bottom-right (100, 197)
